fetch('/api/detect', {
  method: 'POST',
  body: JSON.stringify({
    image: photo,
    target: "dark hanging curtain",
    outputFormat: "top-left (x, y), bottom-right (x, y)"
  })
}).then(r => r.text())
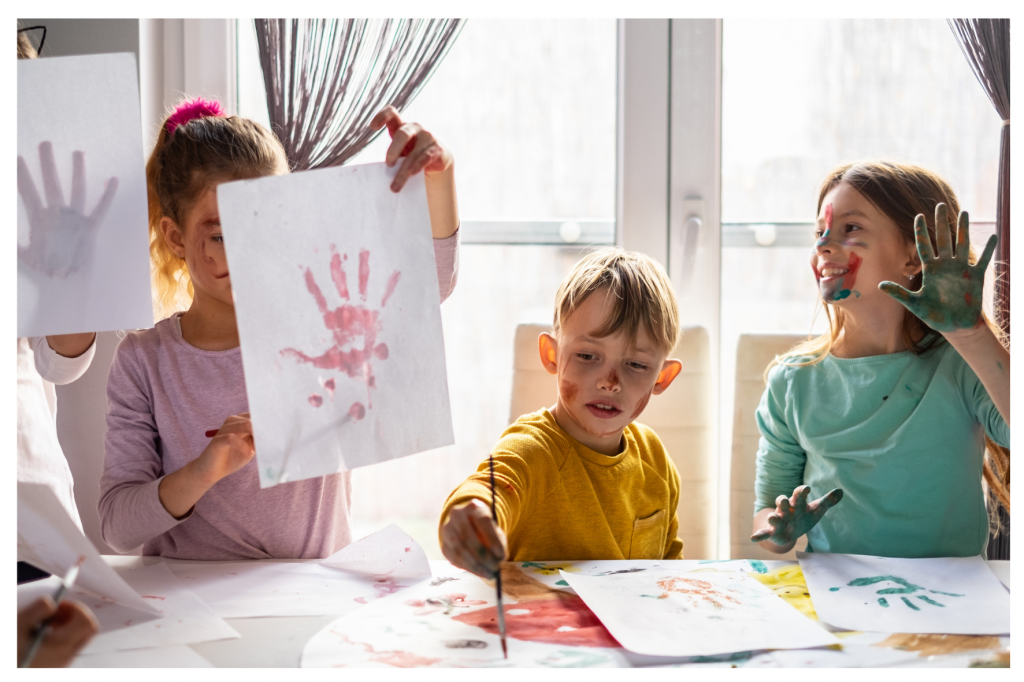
top-left (948, 18), bottom-right (1010, 560)
top-left (254, 19), bottom-right (465, 171)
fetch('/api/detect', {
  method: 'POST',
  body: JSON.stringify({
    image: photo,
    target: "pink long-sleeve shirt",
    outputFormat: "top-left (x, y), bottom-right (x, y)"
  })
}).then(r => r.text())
top-left (99, 232), bottom-right (459, 559)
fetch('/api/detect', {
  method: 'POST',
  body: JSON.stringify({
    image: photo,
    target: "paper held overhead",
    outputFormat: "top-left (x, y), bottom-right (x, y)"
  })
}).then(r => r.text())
top-left (17, 52), bottom-right (153, 336)
top-left (218, 161), bottom-right (454, 488)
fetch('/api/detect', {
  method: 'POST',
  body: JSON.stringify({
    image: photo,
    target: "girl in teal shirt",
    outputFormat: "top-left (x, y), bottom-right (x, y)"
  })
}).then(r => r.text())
top-left (751, 161), bottom-right (1010, 558)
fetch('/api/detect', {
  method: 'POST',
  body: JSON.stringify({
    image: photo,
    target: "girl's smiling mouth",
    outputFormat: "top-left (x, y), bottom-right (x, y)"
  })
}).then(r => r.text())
top-left (586, 401), bottom-right (622, 419)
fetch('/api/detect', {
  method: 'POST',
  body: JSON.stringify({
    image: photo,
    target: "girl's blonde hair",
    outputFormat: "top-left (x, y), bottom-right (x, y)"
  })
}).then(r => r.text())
top-left (554, 248), bottom-right (680, 356)
top-left (147, 102), bottom-right (288, 319)
top-left (771, 160), bottom-right (1009, 522)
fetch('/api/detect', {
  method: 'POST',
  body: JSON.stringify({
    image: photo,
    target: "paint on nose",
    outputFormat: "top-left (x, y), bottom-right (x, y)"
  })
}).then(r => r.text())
top-left (607, 369), bottom-right (618, 386)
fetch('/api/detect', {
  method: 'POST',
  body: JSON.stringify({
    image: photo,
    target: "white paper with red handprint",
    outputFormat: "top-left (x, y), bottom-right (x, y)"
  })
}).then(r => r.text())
top-left (218, 161), bottom-right (453, 487)
top-left (17, 53), bottom-right (153, 337)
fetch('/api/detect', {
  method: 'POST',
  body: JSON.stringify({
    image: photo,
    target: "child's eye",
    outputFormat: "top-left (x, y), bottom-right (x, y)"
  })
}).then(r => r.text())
top-left (576, 353), bottom-right (594, 361)
top-left (627, 361), bottom-right (649, 371)
top-left (211, 235), bottom-right (224, 243)
top-left (814, 228), bottom-right (824, 238)
top-left (846, 224), bottom-right (860, 232)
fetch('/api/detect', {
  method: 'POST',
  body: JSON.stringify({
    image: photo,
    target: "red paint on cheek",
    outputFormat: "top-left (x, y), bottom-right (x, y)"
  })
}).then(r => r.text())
top-left (561, 381), bottom-right (579, 403)
top-left (811, 262), bottom-right (821, 282)
top-left (630, 389), bottom-right (654, 421)
top-left (452, 597), bottom-right (621, 648)
top-left (843, 252), bottom-right (863, 290)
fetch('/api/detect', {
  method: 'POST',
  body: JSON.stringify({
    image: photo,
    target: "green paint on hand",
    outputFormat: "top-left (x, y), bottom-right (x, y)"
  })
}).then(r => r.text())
top-left (748, 560), bottom-right (768, 574)
top-left (900, 597), bottom-right (920, 611)
top-left (917, 595), bottom-right (945, 607)
top-left (878, 598), bottom-right (889, 607)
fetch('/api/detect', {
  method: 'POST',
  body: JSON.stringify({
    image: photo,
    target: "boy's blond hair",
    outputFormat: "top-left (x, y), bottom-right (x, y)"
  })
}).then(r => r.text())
top-left (553, 248), bottom-right (680, 355)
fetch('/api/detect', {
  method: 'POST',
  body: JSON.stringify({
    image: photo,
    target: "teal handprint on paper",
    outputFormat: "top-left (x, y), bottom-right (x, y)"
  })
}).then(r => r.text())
top-left (829, 575), bottom-right (964, 610)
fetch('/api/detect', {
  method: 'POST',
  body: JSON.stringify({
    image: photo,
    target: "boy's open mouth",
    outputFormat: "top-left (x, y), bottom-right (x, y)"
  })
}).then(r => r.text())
top-left (585, 401), bottom-right (622, 419)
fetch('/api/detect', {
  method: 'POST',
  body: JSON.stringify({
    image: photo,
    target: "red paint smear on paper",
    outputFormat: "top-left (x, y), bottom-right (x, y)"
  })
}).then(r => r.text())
top-left (404, 547), bottom-right (411, 552)
top-left (381, 271), bottom-right (401, 307)
top-left (358, 250), bottom-right (370, 301)
top-left (452, 597), bottom-right (621, 648)
top-left (353, 597), bottom-right (368, 604)
top-left (333, 632), bottom-right (441, 668)
top-left (656, 576), bottom-right (740, 608)
top-left (330, 248), bottom-right (350, 300)
top-left (141, 595), bottom-right (166, 600)
top-left (348, 403), bottom-right (366, 421)
top-left (309, 394), bottom-right (323, 407)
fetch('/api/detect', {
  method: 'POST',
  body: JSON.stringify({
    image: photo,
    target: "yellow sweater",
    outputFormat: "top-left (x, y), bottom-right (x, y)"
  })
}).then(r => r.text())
top-left (440, 409), bottom-right (683, 561)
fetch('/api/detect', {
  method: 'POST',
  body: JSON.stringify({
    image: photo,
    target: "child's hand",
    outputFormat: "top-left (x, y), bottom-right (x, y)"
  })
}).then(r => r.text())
top-left (751, 485), bottom-right (843, 546)
top-left (196, 413), bottom-right (255, 486)
top-left (370, 106), bottom-right (453, 193)
top-left (17, 141), bottom-right (118, 278)
top-left (879, 204), bottom-right (997, 333)
top-left (440, 499), bottom-right (508, 578)
top-left (18, 597), bottom-right (98, 668)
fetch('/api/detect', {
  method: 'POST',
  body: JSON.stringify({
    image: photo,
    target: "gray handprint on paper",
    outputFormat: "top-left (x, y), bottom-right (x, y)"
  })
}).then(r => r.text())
top-left (18, 141), bottom-right (118, 278)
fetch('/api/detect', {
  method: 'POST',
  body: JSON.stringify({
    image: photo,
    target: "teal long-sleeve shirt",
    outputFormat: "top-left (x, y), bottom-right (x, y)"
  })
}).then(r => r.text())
top-left (753, 341), bottom-right (1009, 558)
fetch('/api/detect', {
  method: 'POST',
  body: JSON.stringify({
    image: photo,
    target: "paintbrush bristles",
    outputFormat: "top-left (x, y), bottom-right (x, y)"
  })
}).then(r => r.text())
top-left (489, 454), bottom-right (507, 658)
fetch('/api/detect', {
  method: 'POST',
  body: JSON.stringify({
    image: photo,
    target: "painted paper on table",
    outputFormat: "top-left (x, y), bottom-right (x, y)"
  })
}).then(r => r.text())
top-left (218, 162), bottom-right (453, 487)
top-left (18, 53), bottom-right (152, 337)
top-left (17, 482), bottom-right (160, 625)
top-left (164, 525), bottom-right (431, 618)
top-left (561, 568), bottom-right (838, 657)
top-left (301, 559), bottom-right (786, 668)
top-left (798, 552), bottom-right (1011, 635)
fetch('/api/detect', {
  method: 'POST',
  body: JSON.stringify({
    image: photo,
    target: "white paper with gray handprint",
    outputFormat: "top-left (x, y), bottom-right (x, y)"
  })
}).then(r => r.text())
top-left (217, 162), bottom-right (453, 487)
top-left (798, 552), bottom-right (1010, 635)
top-left (18, 53), bottom-right (152, 337)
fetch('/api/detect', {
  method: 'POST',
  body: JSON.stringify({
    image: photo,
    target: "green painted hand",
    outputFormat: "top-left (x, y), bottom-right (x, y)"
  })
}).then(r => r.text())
top-left (828, 575), bottom-right (964, 610)
top-left (750, 485), bottom-right (844, 546)
top-left (879, 204), bottom-right (997, 333)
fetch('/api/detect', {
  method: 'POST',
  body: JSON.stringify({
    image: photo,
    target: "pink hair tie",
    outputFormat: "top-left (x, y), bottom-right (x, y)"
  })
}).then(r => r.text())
top-left (166, 97), bottom-right (226, 136)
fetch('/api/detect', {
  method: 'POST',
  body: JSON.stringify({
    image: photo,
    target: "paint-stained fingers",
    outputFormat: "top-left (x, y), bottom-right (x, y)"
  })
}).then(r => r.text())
top-left (913, 214), bottom-right (936, 262)
top-left (810, 487), bottom-right (844, 517)
top-left (38, 141), bottom-right (66, 208)
top-left (385, 122), bottom-right (422, 168)
top-left (934, 203), bottom-right (953, 257)
top-left (392, 143), bottom-right (442, 192)
top-left (441, 518), bottom-right (491, 577)
top-left (468, 514), bottom-right (507, 568)
top-left (791, 485), bottom-right (811, 514)
top-left (87, 177), bottom-right (118, 229)
top-left (17, 155), bottom-right (44, 218)
top-left (879, 281), bottom-right (914, 306)
top-left (975, 234), bottom-right (998, 276)
top-left (369, 105), bottom-right (402, 134)
top-left (955, 211), bottom-right (971, 258)
top-left (750, 528), bottom-right (773, 543)
top-left (70, 151), bottom-right (86, 213)
top-left (776, 497), bottom-right (793, 519)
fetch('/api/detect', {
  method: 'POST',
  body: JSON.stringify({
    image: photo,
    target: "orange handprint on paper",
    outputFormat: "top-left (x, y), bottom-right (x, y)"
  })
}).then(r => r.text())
top-left (280, 246), bottom-right (401, 419)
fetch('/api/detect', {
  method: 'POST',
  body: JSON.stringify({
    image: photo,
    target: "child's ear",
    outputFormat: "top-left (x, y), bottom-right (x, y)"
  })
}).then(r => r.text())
top-left (651, 359), bottom-right (683, 395)
top-left (160, 216), bottom-right (186, 259)
top-left (538, 333), bottom-right (558, 375)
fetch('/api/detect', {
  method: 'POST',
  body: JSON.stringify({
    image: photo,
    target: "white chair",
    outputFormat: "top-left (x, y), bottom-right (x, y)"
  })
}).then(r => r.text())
top-left (729, 333), bottom-right (808, 561)
top-left (510, 323), bottom-right (714, 559)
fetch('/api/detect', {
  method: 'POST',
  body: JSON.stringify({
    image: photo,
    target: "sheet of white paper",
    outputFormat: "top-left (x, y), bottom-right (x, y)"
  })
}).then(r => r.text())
top-left (798, 552), bottom-right (1011, 635)
top-left (986, 559), bottom-right (1010, 591)
top-left (17, 482), bottom-right (160, 624)
top-left (72, 645), bottom-right (214, 668)
top-left (321, 524), bottom-right (431, 580)
top-left (75, 562), bottom-right (240, 654)
top-left (561, 568), bottom-right (838, 657)
top-left (218, 162), bottom-right (453, 487)
top-left (17, 53), bottom-right (152, 337)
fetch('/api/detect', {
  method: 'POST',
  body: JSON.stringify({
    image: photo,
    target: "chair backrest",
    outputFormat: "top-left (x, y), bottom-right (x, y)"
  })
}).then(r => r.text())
top-left (729, 332), bottom-right (808, 561)
top-left (510, 323), bottom-right (714, 559)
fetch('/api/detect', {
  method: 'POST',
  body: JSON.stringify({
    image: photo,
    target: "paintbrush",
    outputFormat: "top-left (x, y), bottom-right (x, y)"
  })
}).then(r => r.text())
top-left (488, 454), bottom-right (508, 659)
top-left (20, 560), bottom-right (82, 668)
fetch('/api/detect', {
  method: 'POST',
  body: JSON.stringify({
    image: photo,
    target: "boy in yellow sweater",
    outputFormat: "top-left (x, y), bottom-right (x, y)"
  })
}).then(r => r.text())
top-left (439, 248), bottom-right (684, 578)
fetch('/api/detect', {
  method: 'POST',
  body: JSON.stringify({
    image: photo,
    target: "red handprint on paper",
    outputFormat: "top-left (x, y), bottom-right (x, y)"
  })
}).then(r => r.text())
top-left (281, 246), bottom-right (401, 417)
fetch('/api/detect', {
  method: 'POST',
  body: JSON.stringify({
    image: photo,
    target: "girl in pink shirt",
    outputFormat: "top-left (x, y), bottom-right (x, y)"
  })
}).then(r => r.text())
top-left (99, 99), bottom-right (459, 559)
